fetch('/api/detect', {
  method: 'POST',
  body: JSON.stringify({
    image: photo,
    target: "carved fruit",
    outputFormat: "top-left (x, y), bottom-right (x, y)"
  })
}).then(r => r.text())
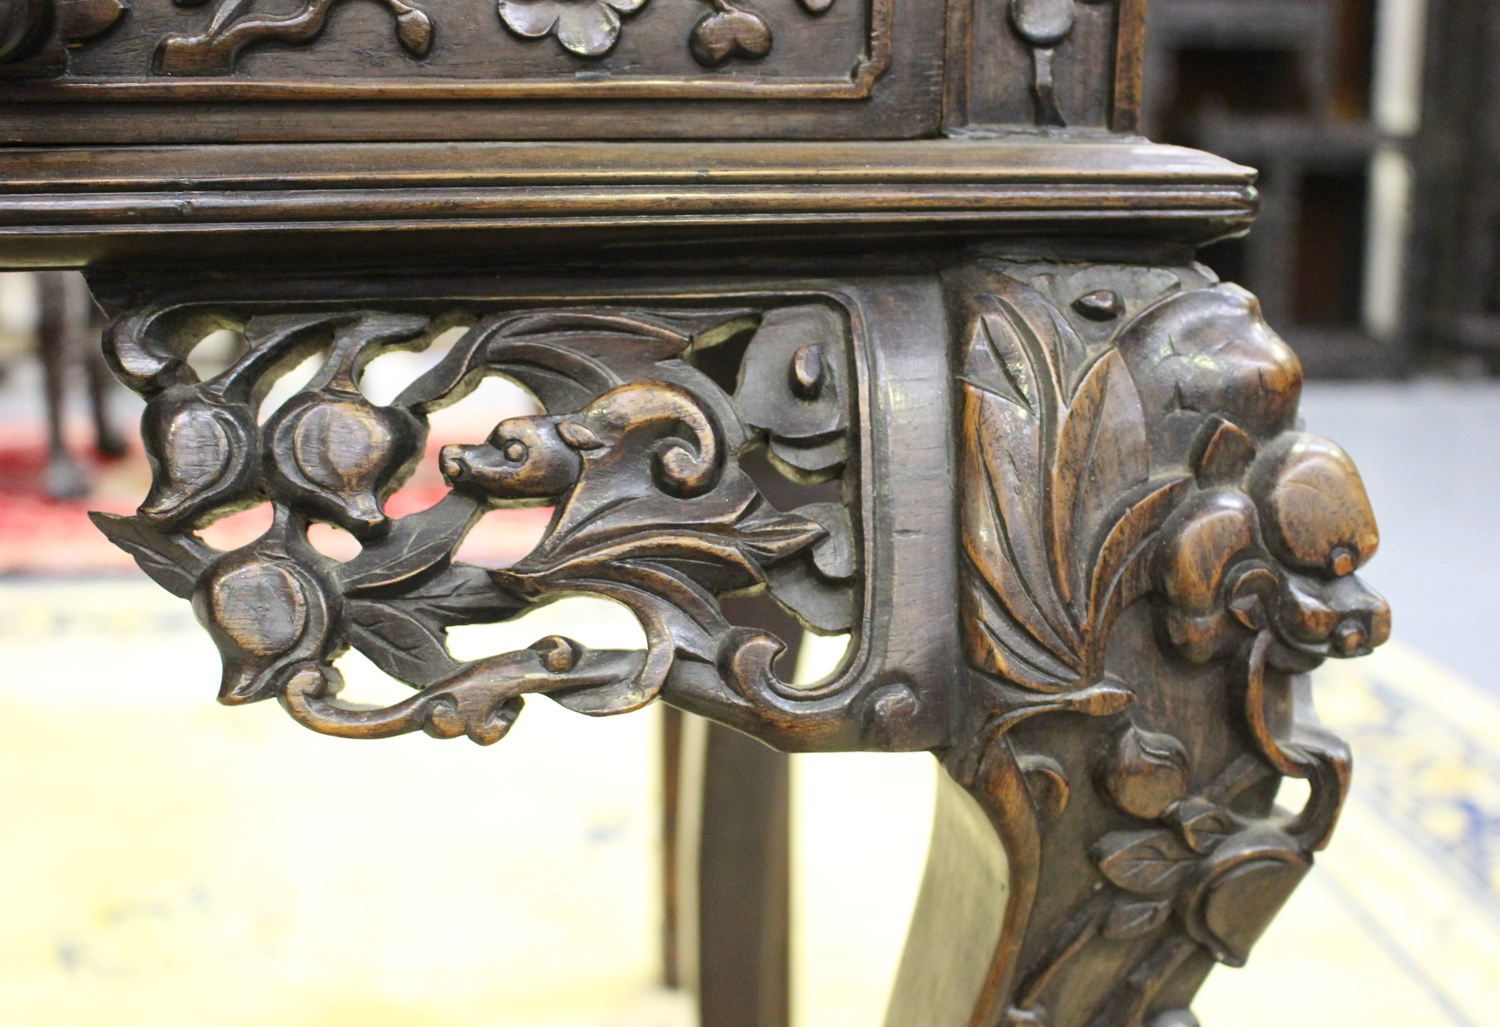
top-left (690, 2), bottom-right (771, 66)
top-left (1247, 432), bottom-right (1379, 576)
top-left (138, 385), bottom-right (260, 528)
top-left (192, 537), bottom-right (343, 705)
top-left (1097, 723), bottom-right (1190, 820)
top-left (264, 393), bottom-right (424, 539)
top-left (1010, 0), bottom-right (1074, 47)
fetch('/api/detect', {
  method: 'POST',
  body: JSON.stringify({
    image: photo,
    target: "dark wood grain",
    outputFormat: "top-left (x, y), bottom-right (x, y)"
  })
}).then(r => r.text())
top-left (0, 8), bottom-right (1392, 1025)
top-left (0, 139), bottom-right (1257, 270)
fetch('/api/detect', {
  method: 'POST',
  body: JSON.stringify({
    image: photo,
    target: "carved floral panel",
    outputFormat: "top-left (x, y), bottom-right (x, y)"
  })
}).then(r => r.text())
top-left (89, 279), bottom-right (959, 755)
top-left (0, 0), bottom-right (892, 97)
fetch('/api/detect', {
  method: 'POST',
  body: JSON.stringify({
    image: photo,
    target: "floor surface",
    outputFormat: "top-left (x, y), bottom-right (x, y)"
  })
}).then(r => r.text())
top-left (1, 321), bottom-right (1497, 1026)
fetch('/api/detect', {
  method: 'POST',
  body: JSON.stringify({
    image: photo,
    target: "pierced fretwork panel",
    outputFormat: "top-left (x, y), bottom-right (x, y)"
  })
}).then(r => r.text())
top-left (93, 298), bottom-right (881, 748)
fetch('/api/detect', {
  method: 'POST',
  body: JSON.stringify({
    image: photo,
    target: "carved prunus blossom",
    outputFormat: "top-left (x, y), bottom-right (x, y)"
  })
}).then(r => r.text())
top-left (497, 0), bottom-right (645, 58)
top-left (94, 301), bottom-right (859, 745)
top-left (937, 261), bottom-right (1388, 1027)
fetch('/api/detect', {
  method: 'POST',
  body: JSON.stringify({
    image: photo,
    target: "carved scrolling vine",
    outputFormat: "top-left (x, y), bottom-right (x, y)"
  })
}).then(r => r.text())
top-left (156, 0), bottom-right (434, 75)
top-left (88, 264), bottom-right (1388, 1026)
top-left (94, 302), bottom-right (860, 744)
top-left (945, 263), bottom-right (1388, 1027)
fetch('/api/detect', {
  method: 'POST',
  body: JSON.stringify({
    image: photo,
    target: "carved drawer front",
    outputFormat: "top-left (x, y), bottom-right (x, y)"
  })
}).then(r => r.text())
top-left (0, 0), bottom-right (947, 141)
top-left (88, 272), bottom-right (960, 753)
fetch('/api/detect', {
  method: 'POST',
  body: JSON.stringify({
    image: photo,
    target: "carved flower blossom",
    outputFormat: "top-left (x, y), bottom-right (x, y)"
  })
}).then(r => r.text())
top-left (498, 0), bottom-right (646, 57)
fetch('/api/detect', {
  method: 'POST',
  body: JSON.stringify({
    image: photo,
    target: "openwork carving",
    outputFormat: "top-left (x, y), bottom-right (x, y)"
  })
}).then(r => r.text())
top-left (936, 262), bottom-right (1389, 1027)
top-left (156, 0), bottom-right (433, 75)
top-left (88, 261), bottom-right (1387, 1026)
top-left (93, 301), bottom-right (860, 745)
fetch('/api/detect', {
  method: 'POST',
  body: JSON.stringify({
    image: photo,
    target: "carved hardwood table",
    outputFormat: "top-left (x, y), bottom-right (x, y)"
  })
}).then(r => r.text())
top-left (0, 1), bottom-right (1388, 1024)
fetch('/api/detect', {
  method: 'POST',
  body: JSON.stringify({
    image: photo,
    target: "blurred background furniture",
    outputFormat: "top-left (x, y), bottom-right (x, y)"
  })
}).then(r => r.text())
top-left (1404, 0), bottom-right (1500, 360)
top-left (0, 271), bottom-right (123, 499)
top-left (1142, 0), bottom-right (1394, 376)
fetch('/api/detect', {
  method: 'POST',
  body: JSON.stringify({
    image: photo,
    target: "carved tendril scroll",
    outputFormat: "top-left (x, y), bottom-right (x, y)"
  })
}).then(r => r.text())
top-left (156, 0), bottom-right (434, 75)
top-left (93, 302), bottom-right (860, 745)
top-left (934, 262), bottom-right (1388, 1027)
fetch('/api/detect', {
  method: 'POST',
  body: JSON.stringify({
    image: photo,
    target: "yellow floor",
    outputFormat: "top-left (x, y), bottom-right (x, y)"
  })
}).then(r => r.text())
top-left (0, 579), bottom-right (1495, 1026)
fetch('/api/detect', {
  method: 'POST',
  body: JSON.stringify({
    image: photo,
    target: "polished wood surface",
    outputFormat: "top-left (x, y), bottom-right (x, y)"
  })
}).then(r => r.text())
top-left (0, 139), bottom-right (1255, 269)
top-left (0, 5), bottom-right (1389, 1025)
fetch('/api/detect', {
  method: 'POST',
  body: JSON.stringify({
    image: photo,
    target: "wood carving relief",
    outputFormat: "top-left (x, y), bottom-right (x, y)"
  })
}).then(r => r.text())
top-left (0, 0), bottom-right (126, 74)
top-left (92, 297), bottom-right (867, 746)
top-left (156, 0), bottom-right (434, 74)
top-left (922, 261), bottom-right (1388, 1027)
top-left (1007, 0), bottom-right (1115, 126)
top-left (2, 0), bottom-right (886, 95)
top-left (85, 259), bottom-right (1386, 1026)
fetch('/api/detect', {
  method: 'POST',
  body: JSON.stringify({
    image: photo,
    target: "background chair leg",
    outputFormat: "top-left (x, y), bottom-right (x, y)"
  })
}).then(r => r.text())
top-left (37, 271), bottom-right (87, 500)
top-left (665, 590), bottom-right (800, 1027)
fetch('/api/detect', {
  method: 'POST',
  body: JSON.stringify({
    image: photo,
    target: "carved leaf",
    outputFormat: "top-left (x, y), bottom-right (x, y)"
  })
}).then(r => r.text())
top-left (1085, 476), bottom-right (1190, 640)
top-left (392, 3), bottom-right (432, 56)
top-left (958, 290), bottom-right (1082, 686)
top-left (1168, 797), bottom-right (1239, 854)
top-left (1050, 350), bottom-right (1149, 608)
top-left (1017, 752), bottom-right (1070, 819)
top-left (1093, 829), bottom-right (1197, 896)
top-left (960, 275), bottom-right (1181, 692)
top-left (347, 599), bottom-right (460, 688)
top-left (398, 310), bottom-right (748, 415)
top-left (89, 512), bottom-right (210, 599)
top-left (339, 492), bottom-right (482, 594)
top-left (1098, 723), bottom-right (1190, 821)
top-left (397, 563), bottom-right (527, 624)
top-left (1102, 896), bottom-right (1174, 940)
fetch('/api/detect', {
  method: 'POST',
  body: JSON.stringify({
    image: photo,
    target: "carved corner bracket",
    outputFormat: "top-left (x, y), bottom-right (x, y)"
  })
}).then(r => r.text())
top-left (87, 259), bottom-right (1387, 1027)
top-left (92, 298), bottom-right (877, 743)
top-left (897, 261), bottom-right (1389, 1027)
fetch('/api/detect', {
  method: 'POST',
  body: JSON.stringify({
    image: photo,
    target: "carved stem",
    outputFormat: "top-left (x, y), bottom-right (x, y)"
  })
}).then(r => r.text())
top-left (1030, 47), bottom-right (1066, 128)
